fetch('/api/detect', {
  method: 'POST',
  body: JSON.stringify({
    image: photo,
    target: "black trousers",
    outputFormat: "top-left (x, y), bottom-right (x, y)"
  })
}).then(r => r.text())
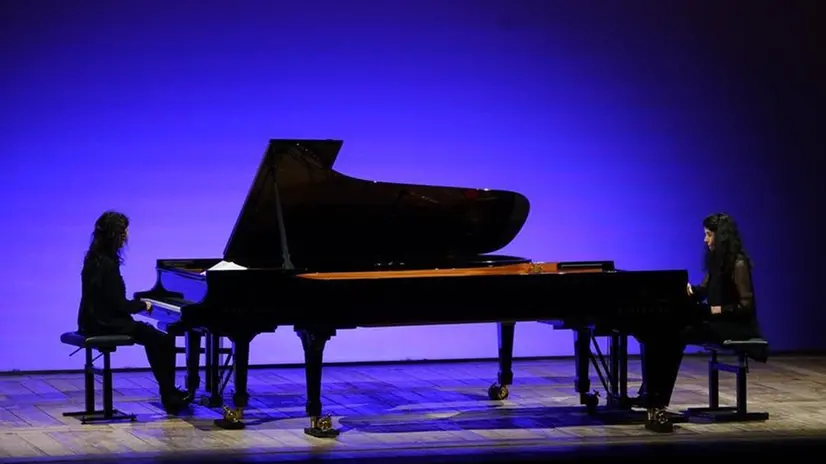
top-left (637, 317), bottom-right (763, 409)
top-left (638, 332), bottom-right (685, 409)
top-left (128, 322), bottom-right (178, 397)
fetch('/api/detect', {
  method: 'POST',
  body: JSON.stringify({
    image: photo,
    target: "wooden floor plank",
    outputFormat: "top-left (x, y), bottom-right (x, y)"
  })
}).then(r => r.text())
top-left (0, 355), bottom-right (824, 462)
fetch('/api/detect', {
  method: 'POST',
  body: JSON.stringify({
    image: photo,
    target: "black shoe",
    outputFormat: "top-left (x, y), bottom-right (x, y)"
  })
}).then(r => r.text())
top-left (628, 394), bottom-right (645, 408)
top-left (162, 388), bottom-right (193, 414)
top-left (175, 387), bottom-right (195, 405)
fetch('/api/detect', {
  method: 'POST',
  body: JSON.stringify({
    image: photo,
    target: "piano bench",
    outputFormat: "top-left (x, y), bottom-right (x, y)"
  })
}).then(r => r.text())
top-left (682, 338), bottom-right (770, 424)
top-left (59, 331), bottom-right (137, 424)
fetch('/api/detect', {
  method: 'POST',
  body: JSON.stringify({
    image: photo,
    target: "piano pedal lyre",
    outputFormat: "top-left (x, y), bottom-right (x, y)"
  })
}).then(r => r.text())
top-left (214, 405), bottom-right (245, 430)
top-left (305, 414), bottom-right (339, 438)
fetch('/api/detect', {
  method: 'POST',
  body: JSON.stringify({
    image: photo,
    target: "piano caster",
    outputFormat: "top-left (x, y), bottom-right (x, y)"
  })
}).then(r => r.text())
top-left (645, 408), bottom-right (674, 433)
top-left (487, 383), bottom-right (509, 400)
top-left (214, 405), bottom-right (245, 430)
top-left (304, 415), bottom-right (339, 438)
top-left (583, 391), bottom-right (600, 414)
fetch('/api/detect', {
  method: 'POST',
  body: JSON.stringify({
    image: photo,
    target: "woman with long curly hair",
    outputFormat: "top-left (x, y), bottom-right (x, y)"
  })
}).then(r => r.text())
top-left (76, 211), bottom-right (191, 413)
top-left (689, 213), bottom-right (760, 326)
top-left (637, 213), bottom-right (766, 433)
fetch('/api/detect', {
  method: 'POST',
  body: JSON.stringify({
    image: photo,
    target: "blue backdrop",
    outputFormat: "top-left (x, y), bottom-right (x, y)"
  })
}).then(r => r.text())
top-left (2, 0), bottom-right (822, 372)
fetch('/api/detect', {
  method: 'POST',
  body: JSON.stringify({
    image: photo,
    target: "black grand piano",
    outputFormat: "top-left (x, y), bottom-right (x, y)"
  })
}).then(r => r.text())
top-left (135, 139), bottom-right (693, 437)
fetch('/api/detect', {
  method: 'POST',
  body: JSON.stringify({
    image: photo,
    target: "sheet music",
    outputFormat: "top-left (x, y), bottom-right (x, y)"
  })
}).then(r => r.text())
top-left (201, 260), bottom-right (248, 275)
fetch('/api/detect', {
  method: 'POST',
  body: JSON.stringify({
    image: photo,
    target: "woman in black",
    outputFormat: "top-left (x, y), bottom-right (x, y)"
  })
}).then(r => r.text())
top-left (76, 211), bottom-right (190, 413)
top-left (638, 212), bottom-right (766, 432)
top-left (687, 213), bottom-right (764, 344)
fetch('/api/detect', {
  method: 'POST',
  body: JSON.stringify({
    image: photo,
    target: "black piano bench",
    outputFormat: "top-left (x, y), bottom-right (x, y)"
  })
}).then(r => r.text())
top-left (682, 338), bottom-right (770, 424)
top-left (60, 331), bottom-right (137, 424)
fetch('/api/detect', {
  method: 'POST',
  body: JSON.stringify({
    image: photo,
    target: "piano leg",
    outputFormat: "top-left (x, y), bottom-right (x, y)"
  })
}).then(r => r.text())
top-left (214, 334), bottom-right (254, 430)
top-left (606, 332), bottom-right (631, 409)
top-left (488, 322), bottom-right (515, 400)
top-left (574, 327), bottom-right (599, 412)
top-left (297, 327), bottom-right (339, 438)
top-left (205, 334), bottom-right (222, 406)
top-left (184, 331), bottom-right (202, 395)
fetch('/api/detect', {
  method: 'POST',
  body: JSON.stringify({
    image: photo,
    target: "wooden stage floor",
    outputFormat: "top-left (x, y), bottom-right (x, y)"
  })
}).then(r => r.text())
top-left (1, 354), bottom-right (825, 463)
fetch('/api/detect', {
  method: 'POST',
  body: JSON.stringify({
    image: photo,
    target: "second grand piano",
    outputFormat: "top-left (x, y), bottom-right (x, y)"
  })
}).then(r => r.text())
top-left (135, 139), bottom-right (692, 436)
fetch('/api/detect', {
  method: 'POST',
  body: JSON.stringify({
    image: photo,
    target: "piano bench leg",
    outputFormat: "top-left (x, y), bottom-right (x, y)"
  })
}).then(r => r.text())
top-left (63, 348), bottom-right (137, 424)
top-left (63, 409), bottom-right (137, 425)
top-left (682, 349), bottom-right (769, 423)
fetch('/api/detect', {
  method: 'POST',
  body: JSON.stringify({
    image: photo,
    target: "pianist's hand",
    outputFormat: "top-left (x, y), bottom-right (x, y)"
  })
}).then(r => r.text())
top-left (686, 283), bottom-right (693, 296)
top-left (710, 305), bottom-right (722, 315)
top-left (144, 300), bottom-right (152, 313)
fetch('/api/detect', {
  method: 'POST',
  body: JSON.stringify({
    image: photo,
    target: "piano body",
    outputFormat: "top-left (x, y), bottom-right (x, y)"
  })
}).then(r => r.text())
top-left (135, 139), bottom-right (692, 437)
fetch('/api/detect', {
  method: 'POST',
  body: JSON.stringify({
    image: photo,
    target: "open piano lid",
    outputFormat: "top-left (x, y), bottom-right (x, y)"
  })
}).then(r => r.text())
top-left (223, 139), bottom-right (531, 272)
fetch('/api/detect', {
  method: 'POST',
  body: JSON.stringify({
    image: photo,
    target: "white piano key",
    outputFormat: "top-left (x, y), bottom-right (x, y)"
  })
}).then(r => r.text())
top-left (141, 298), bottom-right (182, 313)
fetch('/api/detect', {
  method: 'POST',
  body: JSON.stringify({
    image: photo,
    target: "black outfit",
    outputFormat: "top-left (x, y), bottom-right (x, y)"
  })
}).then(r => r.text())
top-left (637, 256), bottom-right (765, 415)
top-left (77, 254), bottom-right (187, 410)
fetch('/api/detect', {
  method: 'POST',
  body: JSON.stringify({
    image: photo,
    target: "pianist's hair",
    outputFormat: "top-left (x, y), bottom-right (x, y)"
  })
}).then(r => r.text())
top-left (702, 213), bottom-right (752, 274)
top-left (86, 211), bottom-right (130, 266)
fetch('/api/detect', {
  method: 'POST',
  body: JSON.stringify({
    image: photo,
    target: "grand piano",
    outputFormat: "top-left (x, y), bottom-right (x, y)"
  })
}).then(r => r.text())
top-left (135, 139), bottom-right (693, 437)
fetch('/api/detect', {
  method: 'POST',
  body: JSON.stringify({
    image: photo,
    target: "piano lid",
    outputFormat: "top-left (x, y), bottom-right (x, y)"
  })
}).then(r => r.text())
top-left (223, 139), bottom-right (531, 271)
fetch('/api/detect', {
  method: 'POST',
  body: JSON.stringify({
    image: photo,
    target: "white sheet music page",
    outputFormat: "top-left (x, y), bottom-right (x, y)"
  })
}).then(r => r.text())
top-left (200, 260), bottom-right (248, 275)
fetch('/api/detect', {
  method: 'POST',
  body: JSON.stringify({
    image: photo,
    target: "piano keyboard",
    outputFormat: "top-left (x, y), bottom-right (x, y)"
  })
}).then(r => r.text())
top-left (138, 297), bottom-right (194, 333)
top-left (141, 298), bottom-right (184, 313)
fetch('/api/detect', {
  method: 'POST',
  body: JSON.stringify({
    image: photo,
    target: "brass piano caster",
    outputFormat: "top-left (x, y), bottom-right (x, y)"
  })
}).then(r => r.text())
top-left (304, 414), bottom-right (340, 438)
top-left (645, 408), bottom-right (674, 433)
top-left (487, 383), bottom-right (509, 400)
top-left (214, 405), bottom-right (245, 430)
